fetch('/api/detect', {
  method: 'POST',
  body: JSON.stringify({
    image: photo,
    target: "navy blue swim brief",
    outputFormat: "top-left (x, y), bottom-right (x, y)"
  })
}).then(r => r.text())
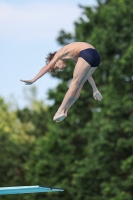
top-left (79, 48), bottom-right (100, 67)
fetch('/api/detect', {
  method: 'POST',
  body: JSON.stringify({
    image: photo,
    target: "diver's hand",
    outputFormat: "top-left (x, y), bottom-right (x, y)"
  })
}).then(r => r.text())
top-left (20, 79), bottom-right (34, 85)
top-left (93, 90), bottom-right (103, 101)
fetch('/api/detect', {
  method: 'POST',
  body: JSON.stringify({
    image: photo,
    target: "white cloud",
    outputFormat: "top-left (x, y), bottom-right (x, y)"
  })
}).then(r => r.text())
top-left (0, 2), bottom-right (83, 41)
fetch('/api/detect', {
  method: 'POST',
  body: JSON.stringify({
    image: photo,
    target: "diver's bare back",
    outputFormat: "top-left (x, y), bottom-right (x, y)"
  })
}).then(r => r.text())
top-left (58, 42), bottom-right (95, 61)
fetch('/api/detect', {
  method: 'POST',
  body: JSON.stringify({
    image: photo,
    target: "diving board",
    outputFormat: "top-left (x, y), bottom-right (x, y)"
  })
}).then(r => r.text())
top-left (0, 185), bottom-right (64, 195)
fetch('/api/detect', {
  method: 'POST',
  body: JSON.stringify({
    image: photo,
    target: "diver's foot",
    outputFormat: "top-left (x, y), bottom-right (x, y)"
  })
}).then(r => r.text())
top-left (53, 111), bottom-right (67, 122)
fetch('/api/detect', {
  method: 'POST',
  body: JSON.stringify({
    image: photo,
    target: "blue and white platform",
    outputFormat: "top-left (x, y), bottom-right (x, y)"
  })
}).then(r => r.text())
top-left (0, 185), bottom-right (64, 195)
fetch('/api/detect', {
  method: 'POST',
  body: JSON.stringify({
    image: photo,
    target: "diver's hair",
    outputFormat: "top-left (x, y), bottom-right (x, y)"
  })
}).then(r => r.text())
top-left (45, 51), bottom-right (57, 73)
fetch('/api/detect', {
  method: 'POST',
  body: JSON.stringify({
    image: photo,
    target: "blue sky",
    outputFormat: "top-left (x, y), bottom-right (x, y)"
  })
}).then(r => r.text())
top-left (0, 0), bottom-right (97, 108)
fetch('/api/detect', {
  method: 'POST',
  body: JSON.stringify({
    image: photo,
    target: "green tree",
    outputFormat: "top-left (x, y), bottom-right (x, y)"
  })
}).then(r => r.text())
top-left (27, 0), bottom-right (133, 199)
top-left (0, 98), bottom-right (35, 200)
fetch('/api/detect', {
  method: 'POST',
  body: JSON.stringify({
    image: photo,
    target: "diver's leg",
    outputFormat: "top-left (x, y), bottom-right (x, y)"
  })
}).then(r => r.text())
top-left (64, 67), bottom-right (98, 115)
top-left (53, 57), bottom-right (91, 122)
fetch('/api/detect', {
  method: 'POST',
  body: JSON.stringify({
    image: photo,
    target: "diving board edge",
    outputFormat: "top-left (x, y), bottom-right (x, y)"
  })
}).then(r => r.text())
top-left (0, 185), bottom-right (64, 195)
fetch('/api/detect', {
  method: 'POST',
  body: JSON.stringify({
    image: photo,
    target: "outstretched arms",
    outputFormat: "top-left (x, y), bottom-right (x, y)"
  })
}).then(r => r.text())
top-left (88, 76), bottom-right (102, 101)
top-left (20, 53), bottom-right (60, 85)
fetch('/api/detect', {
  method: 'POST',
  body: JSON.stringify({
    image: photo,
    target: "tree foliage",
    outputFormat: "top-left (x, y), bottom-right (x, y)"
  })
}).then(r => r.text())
top-left (0, 98), bottom-right (35, 200)
top-left (47, 0), bottom-right (133, 199)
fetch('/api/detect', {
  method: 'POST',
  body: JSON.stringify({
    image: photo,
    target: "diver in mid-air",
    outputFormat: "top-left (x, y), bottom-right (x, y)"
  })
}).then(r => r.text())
top-left (21, 42), bottom-right (102, 122)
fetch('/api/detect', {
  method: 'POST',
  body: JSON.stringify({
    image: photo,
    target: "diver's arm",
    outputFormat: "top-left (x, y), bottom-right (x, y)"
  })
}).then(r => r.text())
top-left (20, 53), bottom-right (59, 85)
